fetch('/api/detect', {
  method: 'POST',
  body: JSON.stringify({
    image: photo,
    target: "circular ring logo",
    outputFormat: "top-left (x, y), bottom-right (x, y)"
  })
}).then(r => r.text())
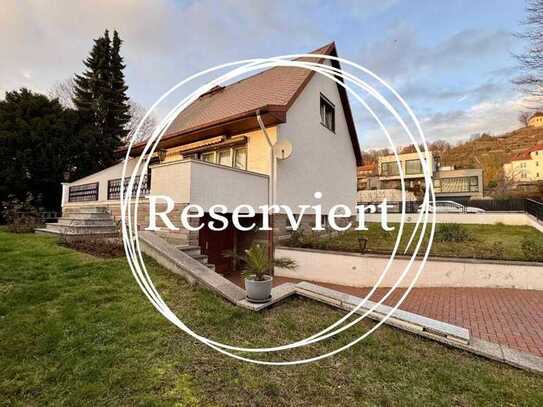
top-left (120, 54), bottom-right (436, 365)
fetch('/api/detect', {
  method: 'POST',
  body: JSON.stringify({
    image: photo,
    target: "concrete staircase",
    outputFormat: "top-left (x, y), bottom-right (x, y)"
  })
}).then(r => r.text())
top-left (35, 207), bottom-right (118, 237)
top-left (176, 245), bottom-right (215, 271)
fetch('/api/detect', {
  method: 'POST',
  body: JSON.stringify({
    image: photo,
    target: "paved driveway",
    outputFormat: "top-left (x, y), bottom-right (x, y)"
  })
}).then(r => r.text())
top-left (228, 273), bottom-right (543, 357)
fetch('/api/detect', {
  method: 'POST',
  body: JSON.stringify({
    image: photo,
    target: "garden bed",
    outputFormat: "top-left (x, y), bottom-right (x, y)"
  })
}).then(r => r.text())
top-left (284, 223), bottom-right (543, 262)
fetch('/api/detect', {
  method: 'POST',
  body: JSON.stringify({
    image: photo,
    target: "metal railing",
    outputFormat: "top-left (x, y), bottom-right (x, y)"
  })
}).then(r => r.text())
top-left (527, 199), bottom-right (543, 222)
top-left (68, 182), bottom-right (99, 202)
top-left (107, 174), bottom-right (149, 200)
top-left (358, 198), bottom-right (534, 214)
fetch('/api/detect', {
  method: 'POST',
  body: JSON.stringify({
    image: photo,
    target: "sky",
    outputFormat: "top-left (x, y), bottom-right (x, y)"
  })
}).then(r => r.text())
top-left (0, 0), bottom-right (536, 149)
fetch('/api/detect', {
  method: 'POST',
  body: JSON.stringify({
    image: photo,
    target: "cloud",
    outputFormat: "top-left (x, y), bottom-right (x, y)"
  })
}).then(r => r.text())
top-left (361, 94), bottom-right (531, 149)
top-left (0, 0), bottom-right (333, 105)
top-left (358, 25), bottom-right (514, 82)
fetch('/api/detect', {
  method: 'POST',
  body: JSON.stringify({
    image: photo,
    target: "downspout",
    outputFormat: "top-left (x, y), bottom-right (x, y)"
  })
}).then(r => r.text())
top-left (256, 110), bottom-right (275, 274)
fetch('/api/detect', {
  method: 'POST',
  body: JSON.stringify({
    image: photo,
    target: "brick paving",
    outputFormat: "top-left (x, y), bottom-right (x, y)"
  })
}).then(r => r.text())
top-left (227, 273), bottom-right (543, 357)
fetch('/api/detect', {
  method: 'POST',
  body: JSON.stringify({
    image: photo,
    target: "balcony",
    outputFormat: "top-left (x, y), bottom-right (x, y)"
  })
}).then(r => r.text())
top-left (62, 159), bottom-right (269, 212)
top-left (149, 159), bottom-right (269, 211)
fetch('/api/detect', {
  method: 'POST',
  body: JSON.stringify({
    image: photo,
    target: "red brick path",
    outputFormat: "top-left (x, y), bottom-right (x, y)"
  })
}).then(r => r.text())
top-left (228, 273), bottom-right (543, 357)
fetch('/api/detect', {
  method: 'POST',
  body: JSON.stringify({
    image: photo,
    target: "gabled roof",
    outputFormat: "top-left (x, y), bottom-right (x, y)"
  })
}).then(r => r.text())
top-left (123, 42), bottom-right (362, 165)
top-left (509, 143), bottom-right (543, 162)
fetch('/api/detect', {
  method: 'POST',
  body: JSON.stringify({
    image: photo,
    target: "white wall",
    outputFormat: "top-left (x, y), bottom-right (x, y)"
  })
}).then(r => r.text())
top-left (150, 159), bottom-right (269, 212)
top-left (364, 212), bottom-right (542, 230)
top-left (63, 159), bottom-right (140, 205)
top-left (275, 60), bottom-right (358, 213)
top-left (276, 247), bottom-right (543, 290)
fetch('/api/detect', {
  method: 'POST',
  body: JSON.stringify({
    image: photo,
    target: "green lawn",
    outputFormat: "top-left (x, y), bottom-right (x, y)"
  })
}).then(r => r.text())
top-left (0, 230), bottom-right (542, 406)
top-left (286, 223), bottom-right (543, 262)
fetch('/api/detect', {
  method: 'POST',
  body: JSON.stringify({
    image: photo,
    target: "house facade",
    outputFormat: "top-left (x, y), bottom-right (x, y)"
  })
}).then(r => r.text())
top-left (51, 42), bottom-right (362, 273)
top-left (503, 144), bottom-right (543, 183)
top-left (357, 151), bottom-right (483, 202)
top-left (528, 112), bottom-right (543, 128)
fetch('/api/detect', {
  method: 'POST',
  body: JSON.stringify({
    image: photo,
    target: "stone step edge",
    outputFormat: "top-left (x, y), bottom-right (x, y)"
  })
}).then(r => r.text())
top-left (294, 281), bottom-right (470, 344)
top-left (35, 228), bottom-right (118, 237)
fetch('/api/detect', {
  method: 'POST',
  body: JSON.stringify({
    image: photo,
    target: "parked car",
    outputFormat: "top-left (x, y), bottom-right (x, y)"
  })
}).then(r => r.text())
top-left (418, 200), bottom-right (486, 213)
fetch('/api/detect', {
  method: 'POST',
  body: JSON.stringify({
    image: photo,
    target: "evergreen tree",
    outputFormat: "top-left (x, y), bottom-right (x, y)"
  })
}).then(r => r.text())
top-left (109, 31), bottom-right (131, 141)
top-left (0, 89), bottom-right (85, 211)
top-left (72, 30), bottom-right (130, 170)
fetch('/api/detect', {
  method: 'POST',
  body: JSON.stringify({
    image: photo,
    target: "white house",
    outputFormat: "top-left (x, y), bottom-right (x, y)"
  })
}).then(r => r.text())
top-left (42, 42), bottom-right (362, 273)
top-left (503, 144), bottom-right (543, 183)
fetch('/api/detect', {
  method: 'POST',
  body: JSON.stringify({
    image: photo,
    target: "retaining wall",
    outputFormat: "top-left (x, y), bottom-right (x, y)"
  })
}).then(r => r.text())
top-left (275, 247), bottom-right (543, 290)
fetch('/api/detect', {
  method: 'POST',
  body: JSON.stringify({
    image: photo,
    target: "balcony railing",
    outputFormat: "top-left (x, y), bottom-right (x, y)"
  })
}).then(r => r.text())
top-left (68, 182), bottom-right (99, 202)
top-left (107, 174), bottom-right (150, 200)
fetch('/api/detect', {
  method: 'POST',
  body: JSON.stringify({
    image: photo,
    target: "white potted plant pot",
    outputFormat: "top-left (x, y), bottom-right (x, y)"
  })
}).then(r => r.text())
top-left (244, 274), bottom-right (273, 303)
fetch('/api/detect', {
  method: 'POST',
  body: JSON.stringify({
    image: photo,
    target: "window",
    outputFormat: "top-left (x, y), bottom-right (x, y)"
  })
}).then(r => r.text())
top-left (233, 147), bottom-right (247, 170)
top-left (201, 151), bottom-right (216, 163)
top-left (469, 176), bottom-right (479, 192)
top-left (405, 159), bottom-right (423, 175)
top-left (433, 178), bottom-right (442, 193)
top-left (320, 94), bottom-right (335, 132)
top-left (217, 149), bottom-right (232, 166)
top-left (436, 176), bottom-right (479, 193)
top-left (381, 161), bottom-right (400, 176)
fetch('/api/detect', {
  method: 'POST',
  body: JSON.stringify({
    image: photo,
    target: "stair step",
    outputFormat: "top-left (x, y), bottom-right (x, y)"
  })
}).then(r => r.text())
top-left (190, 254), bottom-right (208, 263)
top-left (35, 228), bottom-right (118, 238)
top-left (63, 207), bottom-right (109, 214)
top-left (176, 245), bottom-right (201, 256)
top-left (60, 212), bottom-right (113, 220)
top-left (45, 223), bottom-right (118, 235)
top-left (57, 218), bottom-right (115, 226)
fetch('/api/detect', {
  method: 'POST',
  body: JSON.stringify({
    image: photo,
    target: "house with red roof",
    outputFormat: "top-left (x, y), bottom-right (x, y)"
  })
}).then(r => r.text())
top-left (41, 42), bottom-right (362, 273)
top-left (503, 144), bottom-right (543, 183)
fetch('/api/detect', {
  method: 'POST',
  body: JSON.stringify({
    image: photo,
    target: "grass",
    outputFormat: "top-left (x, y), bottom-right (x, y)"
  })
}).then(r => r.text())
top-left (0, 230), bottom-right (542, 405)
top-left (286, 223), bottom-right (543, 262)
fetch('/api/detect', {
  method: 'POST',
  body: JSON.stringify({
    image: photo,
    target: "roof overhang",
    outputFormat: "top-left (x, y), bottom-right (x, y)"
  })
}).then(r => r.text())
top-left (117, 106), bottom-right (286, 158)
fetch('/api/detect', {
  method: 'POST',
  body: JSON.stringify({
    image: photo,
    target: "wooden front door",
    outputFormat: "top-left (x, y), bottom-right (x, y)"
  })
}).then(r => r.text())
top-left (199, 214), bottom-right (235, 274)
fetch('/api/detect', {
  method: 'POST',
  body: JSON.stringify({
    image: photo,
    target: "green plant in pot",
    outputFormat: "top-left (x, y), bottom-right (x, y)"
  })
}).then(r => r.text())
top-left (226, 243), bottom-right (297, 303)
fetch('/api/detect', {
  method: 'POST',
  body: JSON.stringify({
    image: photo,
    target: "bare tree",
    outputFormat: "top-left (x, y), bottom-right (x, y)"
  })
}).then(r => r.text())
top-left (515, 0), bottom-right (543, 98)
top-left (125, 101), bottom-right (157, 143)
top-left (48, 78), bottom-right (76, 108)
top-left (519, 111), bottom-right (532, 127)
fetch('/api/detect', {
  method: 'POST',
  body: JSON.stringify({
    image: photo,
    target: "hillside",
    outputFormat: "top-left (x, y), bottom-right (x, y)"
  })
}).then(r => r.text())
top-left (440, 126), bottom-right (543, 186)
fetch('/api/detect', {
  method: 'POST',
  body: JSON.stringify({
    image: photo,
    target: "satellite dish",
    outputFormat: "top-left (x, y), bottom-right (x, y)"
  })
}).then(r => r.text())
top-left (273, 140), bottom-right (293, 160)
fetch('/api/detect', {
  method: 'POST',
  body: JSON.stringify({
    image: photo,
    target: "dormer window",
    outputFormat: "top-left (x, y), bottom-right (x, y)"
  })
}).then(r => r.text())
top-left (320, 93), bottom-right (335, 132)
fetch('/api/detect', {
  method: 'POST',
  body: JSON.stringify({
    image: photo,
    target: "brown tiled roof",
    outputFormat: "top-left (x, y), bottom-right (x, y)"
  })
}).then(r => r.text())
top-left (509, 143), bottom-right (543, 162)
top-left (123, 42), bottom-right (362, 165)
top-left (165, 43), bottom-right (335, 137)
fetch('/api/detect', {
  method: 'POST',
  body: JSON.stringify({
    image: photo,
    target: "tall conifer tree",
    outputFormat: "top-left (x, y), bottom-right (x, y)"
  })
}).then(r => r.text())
top-left (109, 31), bottom-right (131, 142)
top-left (72, 30), bottom-right (130, 170)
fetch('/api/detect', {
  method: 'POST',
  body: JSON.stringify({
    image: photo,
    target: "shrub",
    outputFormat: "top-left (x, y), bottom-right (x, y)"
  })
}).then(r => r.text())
top-left (1, 193), bottom-right (43, 233)
top-left (60, 235), bottom-right (124, 258)
top-left (286, 227), bottom-right (305, 247)
top-left (435, 224), bottom-right (472, 242)
top-left (491, 241), bottom-right (505, 260)
top-left (521, 238), bottom-right (543, 261)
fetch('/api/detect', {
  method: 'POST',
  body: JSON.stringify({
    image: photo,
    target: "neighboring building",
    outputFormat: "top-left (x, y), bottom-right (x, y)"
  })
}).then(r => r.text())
top-left (528, 112), bottom-right (543, 128)
top-left (50, 42), bottom-right (362, 273)
top-left (503, 144), bottom-right (543, 183)
top-left (358, 151), bottom-right (483, 201)
top-left (356, 163), bottom-right (378, 190)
